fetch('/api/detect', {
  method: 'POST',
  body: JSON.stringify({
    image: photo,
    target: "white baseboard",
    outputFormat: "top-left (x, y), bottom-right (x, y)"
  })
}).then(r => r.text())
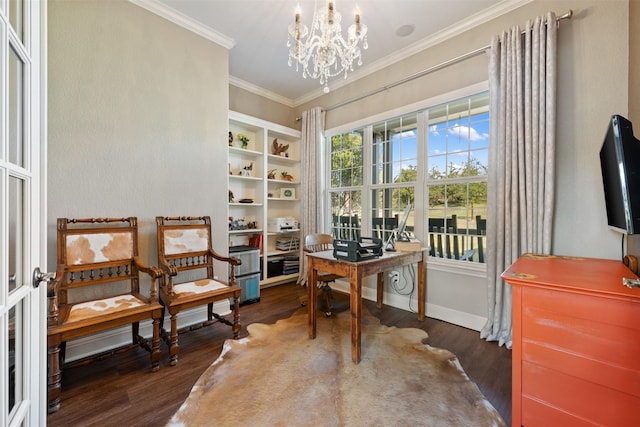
top-left (424, 304), bottom-right (487, 332)
top-left (63, 300), bottom-right (231, 363)
top-left (330, 280), bottom-right (487, 332)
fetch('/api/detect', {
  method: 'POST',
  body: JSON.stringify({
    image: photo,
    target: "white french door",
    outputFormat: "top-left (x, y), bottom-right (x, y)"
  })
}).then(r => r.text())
top-left (1, 0), bottom-right (46, 426)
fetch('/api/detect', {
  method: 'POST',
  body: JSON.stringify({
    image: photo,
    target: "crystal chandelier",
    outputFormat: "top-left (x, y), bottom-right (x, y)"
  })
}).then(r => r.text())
top-left (287, 0), bottom-right (368, 93)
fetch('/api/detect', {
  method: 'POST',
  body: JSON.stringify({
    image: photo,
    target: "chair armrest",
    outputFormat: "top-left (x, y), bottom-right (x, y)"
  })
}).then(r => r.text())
top-left (156, 256), bottom-right (179, 276)
top-left (133, 256), bottom-right (163, 301)
top-left (47, 266), bottom-right (66, 327)
top-left (155, 257), bottom-right (178, 296)
top-left (209, 249), bottom-right (241, 267)
top-left (209, 250), bottom-right (242, 283)
top-left (133, 256), bottom-right (162, 279)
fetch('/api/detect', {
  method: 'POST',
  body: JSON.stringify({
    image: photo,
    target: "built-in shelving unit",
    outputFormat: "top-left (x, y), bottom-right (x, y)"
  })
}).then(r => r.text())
top-left (228, 111), bottom-right (301, 287)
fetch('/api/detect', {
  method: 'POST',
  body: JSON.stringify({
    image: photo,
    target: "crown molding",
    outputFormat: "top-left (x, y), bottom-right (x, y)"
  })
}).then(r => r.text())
top-left (129, 0), bottom-right (235, 49)
top-left (229, 76), bottom-right (295, 108)
top-left (130, 0), bottom-right (532, 108)
top-left (292, 0), bottom-right (532, 106)
top-left (369, 0), bottom-right (532, 74)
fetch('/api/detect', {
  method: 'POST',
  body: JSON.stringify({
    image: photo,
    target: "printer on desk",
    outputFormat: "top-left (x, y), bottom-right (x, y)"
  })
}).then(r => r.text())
top-left (268, 217), bottom-right (299, 232)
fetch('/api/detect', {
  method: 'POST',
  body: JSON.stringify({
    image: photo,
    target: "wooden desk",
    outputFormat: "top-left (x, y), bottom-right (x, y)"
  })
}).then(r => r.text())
top-left (502, 254), bottom-right (640, 427)
top-left (307, 249), bottom-right (426, 364)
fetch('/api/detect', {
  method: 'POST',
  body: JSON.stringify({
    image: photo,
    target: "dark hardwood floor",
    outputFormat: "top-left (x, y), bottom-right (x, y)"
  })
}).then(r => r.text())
top-left (47, 282), bottom-right (511, 426)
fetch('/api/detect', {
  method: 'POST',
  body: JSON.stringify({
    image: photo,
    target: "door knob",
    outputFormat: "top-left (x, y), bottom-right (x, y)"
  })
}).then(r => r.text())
top-left (32, 267), bottom-right (56, 288)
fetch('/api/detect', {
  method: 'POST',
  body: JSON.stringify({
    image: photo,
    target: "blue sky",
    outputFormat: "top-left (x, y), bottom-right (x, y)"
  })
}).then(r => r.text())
top-left (388, 111), bottom-right (490, 181)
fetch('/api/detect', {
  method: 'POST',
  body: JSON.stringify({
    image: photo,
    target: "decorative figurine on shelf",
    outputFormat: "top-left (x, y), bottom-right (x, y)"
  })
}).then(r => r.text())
top-left (280, 171), bottom-right (294, 182)
top-left (228, 190), bottom-right (235, 203)
top-left (228, 131), bottom-right (233, 146)
top-left (267, 169), bottom-right (277, 180)
top-left (238, 133), bottom-right (250, 149)
top-left (239, 162), bottom-right (254, 177)
top-left (272, 138), bottom-right (289, 157)
top-left (229, 218), bottom-right (249, 230)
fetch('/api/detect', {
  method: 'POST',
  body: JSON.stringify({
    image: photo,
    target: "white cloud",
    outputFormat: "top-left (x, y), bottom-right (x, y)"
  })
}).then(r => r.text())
top-left (429, 125), bottom-right (439, 136)
top-left (448, 124), bottom-right (488, 141)
top-left (399, 130), bottom-right (416, 138)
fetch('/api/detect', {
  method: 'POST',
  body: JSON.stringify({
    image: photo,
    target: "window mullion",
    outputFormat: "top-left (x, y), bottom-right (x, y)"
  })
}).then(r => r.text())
top-left (361, 124), bottom-right (372, 236)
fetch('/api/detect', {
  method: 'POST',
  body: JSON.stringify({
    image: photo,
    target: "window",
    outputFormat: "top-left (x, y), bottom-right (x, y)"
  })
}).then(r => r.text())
top-left (330, 130), bottom-right (363, 240)
top-left (327, 90), bottom-right (489, 265)
top-left (371, 114), bottom-right (417, 243)
top-left (426, 93), bottom-right (489, 263)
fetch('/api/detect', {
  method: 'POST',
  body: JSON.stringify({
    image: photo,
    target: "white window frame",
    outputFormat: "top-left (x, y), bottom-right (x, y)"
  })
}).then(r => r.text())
top-left (324, 82), bottom-right (488, 274)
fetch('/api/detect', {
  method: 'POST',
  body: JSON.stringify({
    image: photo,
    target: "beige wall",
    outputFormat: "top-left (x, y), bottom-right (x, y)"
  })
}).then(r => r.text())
top-left (48, 0), bottom-right (230, 271)
top-left (630, 0), bottom-right (639, 122)
top-left (229, 85), bottom-right (297, 129)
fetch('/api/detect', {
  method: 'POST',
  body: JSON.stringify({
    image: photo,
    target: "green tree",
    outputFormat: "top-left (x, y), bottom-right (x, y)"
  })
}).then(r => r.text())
top-left (428, 157), bottom-right (486, 207)
top-left (331, 132), bottom-right (363, 215)
top-left (393, 166), bottom-right (416, 209)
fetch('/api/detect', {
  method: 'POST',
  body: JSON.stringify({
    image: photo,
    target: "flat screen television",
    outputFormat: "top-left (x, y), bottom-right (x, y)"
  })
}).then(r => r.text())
top-left (599, 114), bottom-right (640, 234)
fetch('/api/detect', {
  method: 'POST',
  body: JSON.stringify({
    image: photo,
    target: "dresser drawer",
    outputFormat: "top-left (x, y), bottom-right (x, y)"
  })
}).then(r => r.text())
top-left (521, 286), bottom-right (640, 400)
top-left (521, 362), bottom-right (640, 426)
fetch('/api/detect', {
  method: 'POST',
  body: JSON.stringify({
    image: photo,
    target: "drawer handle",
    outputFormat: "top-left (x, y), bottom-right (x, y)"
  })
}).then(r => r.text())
top-left (622, 277), bottom-right (640, 289)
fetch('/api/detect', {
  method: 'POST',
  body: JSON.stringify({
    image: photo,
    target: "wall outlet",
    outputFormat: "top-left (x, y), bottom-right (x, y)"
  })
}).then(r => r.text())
top-left (389, 271), bottom-right (400, 285)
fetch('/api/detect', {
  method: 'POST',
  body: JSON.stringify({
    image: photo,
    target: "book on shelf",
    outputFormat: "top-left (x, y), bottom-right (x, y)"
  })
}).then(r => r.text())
top-left (248, 234), bottom-right (263, 254)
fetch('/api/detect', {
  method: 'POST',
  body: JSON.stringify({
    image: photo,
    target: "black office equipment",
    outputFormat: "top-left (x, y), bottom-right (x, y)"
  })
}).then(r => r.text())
top-left (333, 237), bottom-right (383, 261)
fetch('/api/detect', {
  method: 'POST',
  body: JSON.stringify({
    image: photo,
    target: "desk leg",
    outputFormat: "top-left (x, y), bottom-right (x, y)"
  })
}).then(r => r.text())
top-left (350, 267), bottom-right (362, 364)
top-left (376, 272), bottom-right (384, 308)
top-left (308, 259), bottom-right (317, 339)
top-left (417, 253), bottom-right (426, 321)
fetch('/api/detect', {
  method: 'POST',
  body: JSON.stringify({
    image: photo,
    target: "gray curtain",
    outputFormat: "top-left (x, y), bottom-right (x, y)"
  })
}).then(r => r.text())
top-left (298, 107), bottom-right (325, 285)
top-left (481, 12), bottom-right (557, 348)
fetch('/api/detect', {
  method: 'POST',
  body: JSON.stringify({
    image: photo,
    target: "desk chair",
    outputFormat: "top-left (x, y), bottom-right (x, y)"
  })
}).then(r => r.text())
top-left (300, 233), bottom-right (345, 317)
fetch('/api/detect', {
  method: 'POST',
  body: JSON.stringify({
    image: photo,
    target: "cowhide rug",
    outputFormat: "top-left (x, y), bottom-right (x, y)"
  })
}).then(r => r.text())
top-left (168, 309), bottom-right (506, 427)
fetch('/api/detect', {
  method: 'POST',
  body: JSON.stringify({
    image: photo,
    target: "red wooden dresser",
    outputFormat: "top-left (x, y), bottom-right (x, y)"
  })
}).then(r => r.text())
top-left (502, 254), bottom-right (640, 427)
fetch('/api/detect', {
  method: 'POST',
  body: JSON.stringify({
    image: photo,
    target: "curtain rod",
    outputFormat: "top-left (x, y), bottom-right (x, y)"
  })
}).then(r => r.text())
top-left (324, 9), bottom-right (573, 113)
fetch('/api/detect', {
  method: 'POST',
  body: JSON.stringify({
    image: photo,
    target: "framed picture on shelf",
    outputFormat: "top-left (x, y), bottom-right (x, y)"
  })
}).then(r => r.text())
top-left (280, 188), bottom-right (295, 199)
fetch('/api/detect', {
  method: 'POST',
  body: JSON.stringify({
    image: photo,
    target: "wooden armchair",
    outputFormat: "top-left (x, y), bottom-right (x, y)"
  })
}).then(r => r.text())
top-left (155, 216), bottom-right (241, 366)
top-left (47, 217), bottom-right (163, 413)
